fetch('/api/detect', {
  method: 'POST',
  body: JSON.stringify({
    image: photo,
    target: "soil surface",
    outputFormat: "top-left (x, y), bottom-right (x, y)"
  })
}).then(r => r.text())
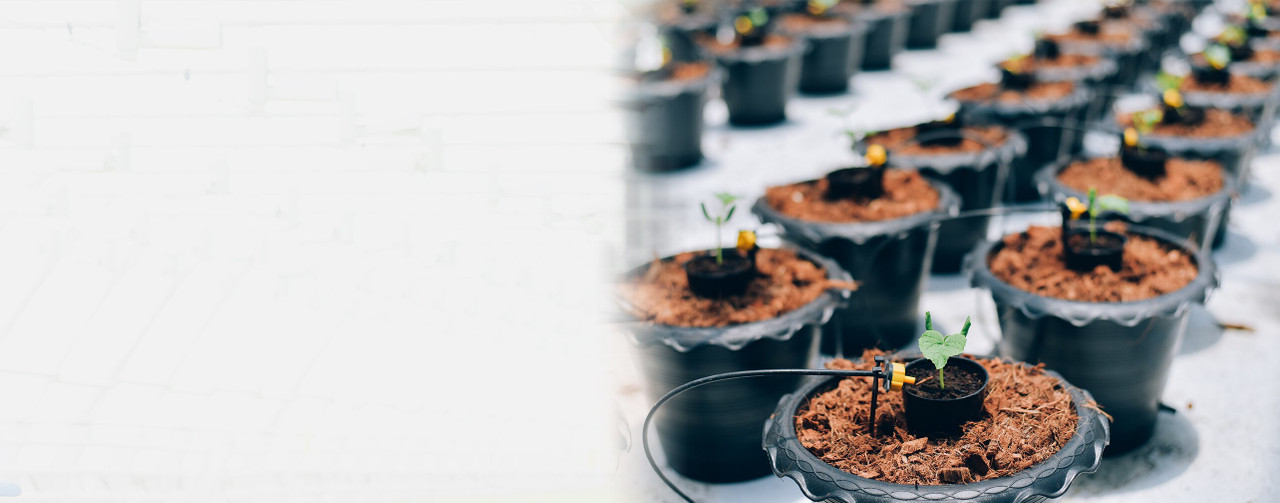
top-left (1191, 49), bottom-right (1280, 66)
top-left (866, 125), bottom-right (1007, 155)
top-left (765, 169), bottom-right (940, 222)
top-left (1057, 156), bottom-right (1224, 202)
top-left (698, 34), bottom-right (794, 54)
top-left (796, 351), bottom-right (1080, 485)
top-left (988, 225), bottom-right (1198, 302)
top-left (950, 80), bottom-right (1075, 104)
top-left (1116, 108), bottom-right (1254, 138)
top-left (834, 0), bottom-right (909, 14)
top-left (1046, 23), bottom-right (1136, 47)
top-left (906, 364), bottom-right (984, 400)
top-left (1181, 73), bottom-right (1272, 94)
top-left (1021, 52), bottom-right (1101, 70)
top-left (669, 62), bottom-right (711, 82)
top-left (619, 248), bottom-right (856, 327)
top-left (777, 13), bottom-right (851, 33)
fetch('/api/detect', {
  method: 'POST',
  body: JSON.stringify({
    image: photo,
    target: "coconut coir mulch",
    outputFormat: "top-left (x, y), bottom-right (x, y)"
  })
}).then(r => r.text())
top-left (950, 81), bottom-right (1075, 104)
top-left (1018, 52), bottom-right (1101, 71)
top-left (778, 13), bottom-right (852, 33)
top-left (1182, 73), bottom-right (1272, 94)
top-left (698, 34), bottom-right (794, 54)
top-left (619, 248), bottom-right (856, 327)
top-left (865, 125), bottom-right (1007, 156)
top-left (1117, 108), bottom-right (1254, 138)
top-left (989, 225), bottom-right (1198, 302)
top-left (765, 169), bottom-right (940, 223)
top-left (1057, 156), bottom-right (1224, 202)
top-left (796, 351), bottom-right (1080, 485)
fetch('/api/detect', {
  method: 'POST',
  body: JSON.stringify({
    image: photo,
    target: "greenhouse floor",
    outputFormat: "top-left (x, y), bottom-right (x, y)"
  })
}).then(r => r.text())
top-left (614, 1), bottom-right (1280, 501)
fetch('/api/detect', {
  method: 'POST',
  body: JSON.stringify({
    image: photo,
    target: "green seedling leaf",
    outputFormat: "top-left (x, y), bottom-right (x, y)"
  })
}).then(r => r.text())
top-left (702, 193), bottom-right (740, 265)
top-left (1132, 109), bottom-right (1163, 134)
top-left (1155, 71), bottom-right (1185, 92)
top-left (1205, 44), bottom-right (1232, 70)
top-left (917, 312), bottom-right (969, 389)
top-left (1097, 194), bottom-right (1130, 215)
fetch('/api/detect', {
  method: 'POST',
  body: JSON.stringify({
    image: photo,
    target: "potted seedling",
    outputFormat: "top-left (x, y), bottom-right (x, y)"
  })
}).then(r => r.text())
top-left (902, 313), bottom-right (988, 437)
top-left (966, 212), bottom-right (1218, 453)
top-left (775, 0), bottom-right (868, 94)
top-left (856, 112), bottom-right (1027, 273)
top-left (951, 56), bottom-right (1090, 202)
top-left (1214, 23), bottom-right (1280, 81)
top-left (1175, 46), bottom-right (1278, 133)
top-left (754, 146), bottom-right (961, 354)
top-left (698, 7), bottom-right (805, 126)
top-left (617, 193), bottom-right (856, 483)
top-left (624, 29), bottom-right (719, 171)
top-left (653, 0), bottom-right (721, 61)
top-left (1045, 15), bottom-right (1148, 88)
top-left (832, 0), bottom-right (911, 70)
top-left (758, 326), bottom-right (1109, 502)
top-left (904, 0), bottom-right (959, 49)
top-left (1016, 38), bottom-right (1120, 120)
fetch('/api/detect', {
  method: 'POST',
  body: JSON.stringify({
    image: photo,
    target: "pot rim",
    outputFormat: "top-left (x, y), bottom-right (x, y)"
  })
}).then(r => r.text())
top-left (963, 223), bottom-right (1219, 327)
top-left (855, 127), bottom-right (1028, 175)
top-left (1033, 154), bottom-right (1237, 223)
top-left (762, 354), bottom-right (1109, 503)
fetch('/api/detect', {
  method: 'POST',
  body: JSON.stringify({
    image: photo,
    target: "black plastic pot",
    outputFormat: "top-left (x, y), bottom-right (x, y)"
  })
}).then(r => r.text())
top-left (777, 15), bottom-right (869, 94)
top-left (905, 0), bottom-right (957, 49)
top-left (1175, 80), bottom-right (1278, 145)
top-left (902, 356), bottom-right (988, 437)
top-left (1063, 228), bottom-right (1126, 272)
top-left (619, 245), bottom-right (851, 483)
top-left (624, 65), bottom-right (719, 171)
top-left (950, 0), bottom-right (989, 32)
top-left (1053, 29), bottom-right (1147, 90)
top-left (966, 225), bottom-right (1218, 454)
top-left (753, 179), bottom-right (960, 355)
top-left (763, 357), bottom-right (1109, 503)
top-left (1031, 54), bottom-right (1118, 122)
top-left (711, 38), bottom-right (806, 126)
top-left (858, 127), bottom-right (1027, 273)
top-left (836, 5), bottom-right (910, 70)
top-left (684, 253), bottom-right (755, 298)
top-left (1036, 156), bottom-right (1236, 251)
top-left (654, 5), bottom-right (719, 62)
top-left (953, 84), bottom-right (1091, 202)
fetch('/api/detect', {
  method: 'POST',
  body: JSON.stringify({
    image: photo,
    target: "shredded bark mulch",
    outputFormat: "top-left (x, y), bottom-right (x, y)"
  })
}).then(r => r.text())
top-left (866, 125), bottom-right (1007, 155)
top-left (988, 225), bottom-right (1198, 302)
top-left (764, 169), bottom-right (940, 223)
top-left (698, 34), bottom-right (794, 54)
top-left (795, 351), bottom-right (1080, 485)
top-left (950, 81), bottom-right (1075, 103)
top-left (1046, 24), bottom-right (1137, 47)
top-left (1116, 108), bottom-right (1254, 138)
top-left (1057, 156), bottom-right (1224, 202)
top-left (619, 248), bottom-right (856, 327)
top-left (1191, 49), bottom-right (1280, 66)
top-left (834, 0), bottom-right (909, 14)
top-left (1017, 52), bottom-right (1101, 70)
top-left (669, 62), bottom-right (711, 82)
top-left (1181, 73), bottom-right (1272, 93)
top-left (778, 13), bottom-right (851, 32)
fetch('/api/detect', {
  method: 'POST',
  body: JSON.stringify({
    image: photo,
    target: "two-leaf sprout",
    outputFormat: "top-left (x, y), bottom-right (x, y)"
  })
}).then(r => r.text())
top-left (1065, 188), bottom-right (1130, 244)
top-left (918, 312), bottom-right (969, 390)
top-left (734, 8), bottom-right (769, 38)
top-left (700, 193), bottom-right (739, 265)
top-left (1205, 44), bottom-right (1232, 70)
top-left (807, 0), bottom-right (837, 16)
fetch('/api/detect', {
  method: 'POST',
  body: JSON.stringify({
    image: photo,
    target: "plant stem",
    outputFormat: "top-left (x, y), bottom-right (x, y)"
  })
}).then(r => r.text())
top-left (715, 217), bottom-right (723, 265)
top-left (938, 368), bottom-right (945, 390)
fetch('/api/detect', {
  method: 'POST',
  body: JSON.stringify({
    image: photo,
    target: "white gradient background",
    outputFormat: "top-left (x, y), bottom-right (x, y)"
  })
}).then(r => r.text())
top-left (0, 1), bottom-right (624, 501)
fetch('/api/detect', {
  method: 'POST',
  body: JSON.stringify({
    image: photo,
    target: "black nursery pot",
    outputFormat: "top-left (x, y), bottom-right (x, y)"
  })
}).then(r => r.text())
top-left (621, 246), bottom-right (850, 483)
top-left (712, 38), bottom-right (806, 126)
top-left (624, 66), bottom-right (718, 171)
top-left (902, 356), bottom-right (989, 437)
top-left (777, 16), bottom-right (869, 94)
top-left (1063, 228), bottom-right (1126, 272)
top-left (966, 225), bottom-right (1218, 454)
top-left (905, 0), bottom-right (958, 49)
top-left (753, 181), bottom-right (960, 355)
top-left (1036, 158), bottom-right (1236, 251)
top-left (763, 358), bottom-right (1110, 503)
top-left (683, 253), bottom-right (754, 298)
top-left (855, 8), bottom-right (910, 70)
top-left (951, 0), bottom-right (989, 32)
top-left (859, 129), bottom-right (1027, 273)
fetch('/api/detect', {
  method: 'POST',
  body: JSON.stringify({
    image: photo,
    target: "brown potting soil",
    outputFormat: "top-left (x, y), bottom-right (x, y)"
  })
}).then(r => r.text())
top-left (1021, 52), bottom-right (1101, 70)
top-left (698, 34), bottom-right (794, 54)
top-left (1181, 73), bottom-right (1272, 94)
top-left (778, 13), bottom-right (851, 33)
top-left (950, 80), bottom-right (1075, 103)
top-left (669, 62), bottom-right (712, 82)
top-left (834, 0), bottom-right (909, 14)
top-left (795, 352), bottom-right (1080, 485)
top-left (619, 248), bottom-right (856, 327)
top-left (1191, 49), bottom-right (1280, 66)
top-left (1057, 156), bottom-right (1224, 202)
top-left (1046, 24), bottom-right (1136, 47)
top-left (764, 169), bottom-right (940, 222)
top-left (988, 225), bottom-right (1198, 302)
top-left (866, 125), bottom-right (1007, 155)
top-left (1116, 108), bottom-right (1254, 138)
top-left (905, 364), bottom-right (984, 400)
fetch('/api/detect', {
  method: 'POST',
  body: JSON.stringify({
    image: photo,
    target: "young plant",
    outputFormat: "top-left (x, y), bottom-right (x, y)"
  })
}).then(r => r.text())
top-left (1066, 188), bottom-right (1130, 244)
top-left (807, 0), bottom-right (838, 17)
top-left (1205, 44), bottom-right (1233, 70)
top-left (634, 27), bottom-right (672, 75)
top-left (1154, 71), bottom-right (1185, 93)
top-left (699, 193), bottom-right (740, 265)
top-left (732, 8), bottom-right (770, 45)
top-left (918, 312), bottom-right (969, 390)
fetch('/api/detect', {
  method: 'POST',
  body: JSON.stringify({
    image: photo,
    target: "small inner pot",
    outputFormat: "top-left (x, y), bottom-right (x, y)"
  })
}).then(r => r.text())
top-left (1001, 68), bottom-right (1035, 91)
top-left (1074, 20), bottom-right (1101, 36)
top-left (1161, 104), bottom-right (1204, 126)
top-left (1034, 39), bottom-right (1061, 60)
top-left (916, 119), bottom-right (964, 147)
top-left (1229, 43), bottom-right (1255, 62)
top-left (1063, 228), bottom-right (1127, 272)
top-left (825, 167), bottom-right (885, 200)
top-left (902, 356), bottom-right (989, 438)
top-left (683, 252), bottom-right (755, 298)
top-left (1120, 145), bottom-right (1168, 179)
top-left (1102, 5), bottom-right (1130, 19)
top-left (739, 28), bottom-right (768, 47)
top-left (1192, 65), bottom-right (1231, 86)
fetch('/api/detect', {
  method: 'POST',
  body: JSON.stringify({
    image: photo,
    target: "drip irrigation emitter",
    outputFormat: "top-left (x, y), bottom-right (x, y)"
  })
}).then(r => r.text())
top-left (641, 355), bottom-right (915, 503)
